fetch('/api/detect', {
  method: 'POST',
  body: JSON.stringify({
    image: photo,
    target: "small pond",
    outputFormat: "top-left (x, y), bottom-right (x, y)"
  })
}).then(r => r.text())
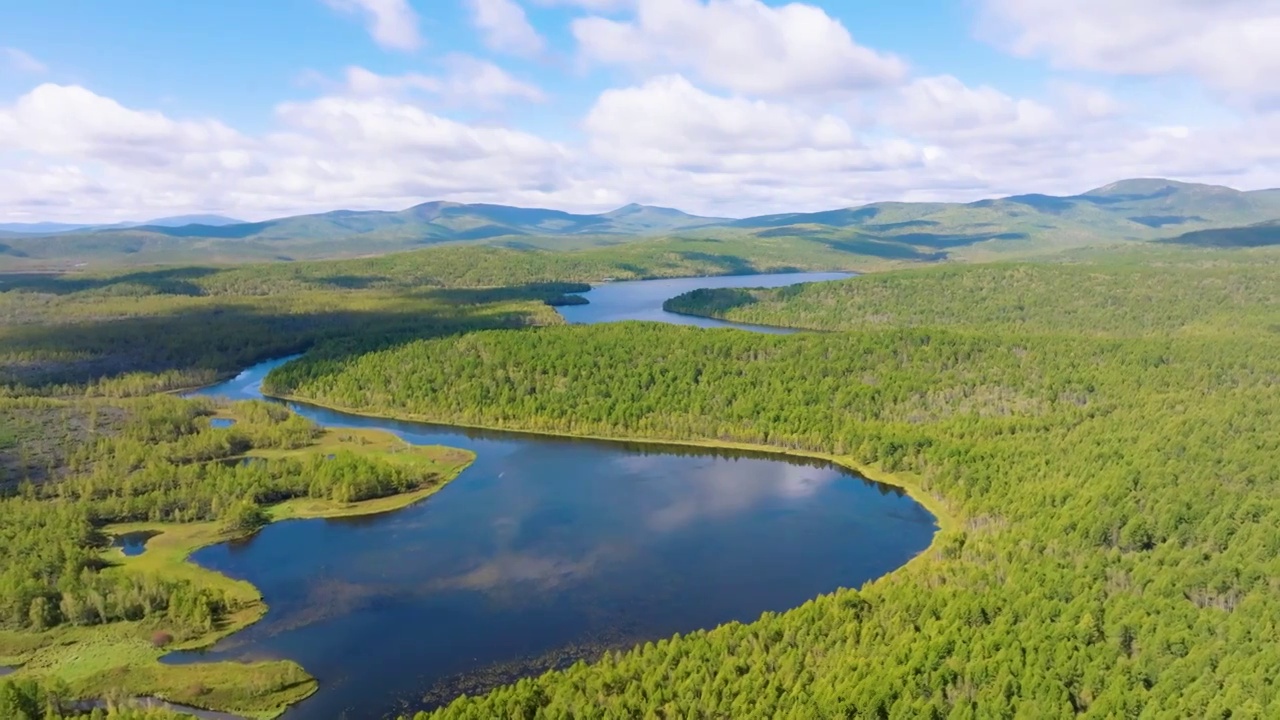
top-left (113, 530), bottom-right (160, 557)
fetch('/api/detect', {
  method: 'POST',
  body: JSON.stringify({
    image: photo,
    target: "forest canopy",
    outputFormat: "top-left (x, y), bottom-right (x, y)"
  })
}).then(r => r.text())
top-left (5, 244), bottom-right (1280, 717)
top-left (259, 251), bottom-right (1280, 718)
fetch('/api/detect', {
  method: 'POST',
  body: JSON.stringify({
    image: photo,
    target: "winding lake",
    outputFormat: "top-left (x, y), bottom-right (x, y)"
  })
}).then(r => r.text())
top-left (176, 272), bottom-right (935, 719)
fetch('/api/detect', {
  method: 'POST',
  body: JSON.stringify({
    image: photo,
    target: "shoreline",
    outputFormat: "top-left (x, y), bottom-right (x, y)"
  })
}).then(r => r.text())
top-left (4, 431), bottom-right (475, 720)
top-left (268, 389), bottom-right (960, 540)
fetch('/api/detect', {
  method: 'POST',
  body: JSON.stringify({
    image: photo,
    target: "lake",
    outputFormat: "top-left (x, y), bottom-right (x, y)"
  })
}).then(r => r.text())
top-left (555, 272), bottom-right (852, 332)
top-left (176, 271), bottom-right (935, 719)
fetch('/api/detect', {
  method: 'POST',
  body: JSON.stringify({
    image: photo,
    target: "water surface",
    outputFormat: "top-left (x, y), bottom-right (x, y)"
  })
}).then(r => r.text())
top-left (557, 272), bottom-right (851, 332)
top-left (113, 530), bottom-right (159, 557)
top-left (174, 272), bottom-right (933, 719)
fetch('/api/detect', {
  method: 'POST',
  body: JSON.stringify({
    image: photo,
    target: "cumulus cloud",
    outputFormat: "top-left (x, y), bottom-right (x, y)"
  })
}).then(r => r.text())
top-left (978, 0), bottom-right (1280, 107)
top-left (581, 75), bottom-right (932, 211)
top-left (0, 82), bottom-right (574, 221)
top-left (2, 66), bottom-right (1279, 223)
top-left (2, 47), bottom-right (47, 74)
top-left (466, 0), bottom-right (546, 57)
top-left (573, 0), bottom-right (907, 96)
top-left (586, 75), bottom-right (857, 158)
top-left (322, 0), bottom-right (422, 51)
top-left (0, 84), bottom-right (248, 169)
top-left (579, 71), bottom-right (1280, 213)
top-left (882, 75), bottom-right (1060, 140)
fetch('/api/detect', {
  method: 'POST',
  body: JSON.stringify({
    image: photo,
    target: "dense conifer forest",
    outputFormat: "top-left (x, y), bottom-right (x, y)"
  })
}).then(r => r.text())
top-left (0, 241), bottom-right (856, 394)
top-left (0, 390), bottom-right (472, 717)
top-left (258, 250), bottom-right (1280, 718)
top-left (4, 245), bottom-right (1279, 717)
top-left (661, 249), bottom-right (1280, 337)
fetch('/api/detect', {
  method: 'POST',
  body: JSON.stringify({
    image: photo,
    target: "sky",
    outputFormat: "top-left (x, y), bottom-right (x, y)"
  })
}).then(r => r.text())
top-left (1, 0), bottom-right (1278, 222)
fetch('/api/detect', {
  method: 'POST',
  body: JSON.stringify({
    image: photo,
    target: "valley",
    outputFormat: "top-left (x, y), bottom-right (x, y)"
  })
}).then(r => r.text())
top-left (2, 223), bottom-right (1279, 720)
top-left (5, 2), bottom-right (1279, 717)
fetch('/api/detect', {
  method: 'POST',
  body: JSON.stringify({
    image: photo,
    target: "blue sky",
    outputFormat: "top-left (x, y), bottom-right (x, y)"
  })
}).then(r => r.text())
top-left (0, 0), bottom-right (1276, 221)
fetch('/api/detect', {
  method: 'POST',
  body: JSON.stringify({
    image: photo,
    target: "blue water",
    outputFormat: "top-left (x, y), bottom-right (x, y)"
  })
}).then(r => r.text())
top-left (557, 272), bottom-right (852, 332)
top-left (113, 530), bottom-right (159, 557)
top-left (171, 272), bottom-right (934, 719)
top-left (210, 418), bottom-right (236, 429)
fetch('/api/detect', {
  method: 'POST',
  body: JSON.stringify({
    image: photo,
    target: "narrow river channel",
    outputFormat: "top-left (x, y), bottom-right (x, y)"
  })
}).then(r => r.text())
top-left (174, 272), bottom-right (937, 719)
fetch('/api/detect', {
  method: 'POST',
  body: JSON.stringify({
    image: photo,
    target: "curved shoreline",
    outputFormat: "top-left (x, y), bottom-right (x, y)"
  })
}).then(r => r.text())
top-left (5, 432), bottom-right (475, 720)
top-left (268, 389), bottom-right (959, 542)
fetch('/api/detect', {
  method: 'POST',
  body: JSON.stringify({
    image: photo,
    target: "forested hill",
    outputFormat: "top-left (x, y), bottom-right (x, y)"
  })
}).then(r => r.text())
top-left (3, 178), bottom-right (1278, 270)
top-left (0, 242), bottom-right (862, 393)
top-left (1158, 219), bottom-right (1280, 248)
top-left (662, 251), bottom-right (1280, 337)
top-left (259, 252), bottom-right (1280, 718)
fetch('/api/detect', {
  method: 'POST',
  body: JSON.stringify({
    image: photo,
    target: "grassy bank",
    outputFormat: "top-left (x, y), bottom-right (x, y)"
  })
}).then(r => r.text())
top-left (0, 426), bottom-right (475, 719)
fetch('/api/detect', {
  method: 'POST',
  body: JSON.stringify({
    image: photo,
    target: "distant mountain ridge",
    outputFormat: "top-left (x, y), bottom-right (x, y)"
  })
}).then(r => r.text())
top-left (1, 179), bottom-right (1277, 269)
top-left (0, 214), bottom-right (244, 236)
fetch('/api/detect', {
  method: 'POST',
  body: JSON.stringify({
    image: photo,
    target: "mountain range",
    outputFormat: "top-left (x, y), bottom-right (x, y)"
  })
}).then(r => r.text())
top-left (1, 179), bottom-right (1277, 269)
top-left (0, 214), bottom-right (245, 236)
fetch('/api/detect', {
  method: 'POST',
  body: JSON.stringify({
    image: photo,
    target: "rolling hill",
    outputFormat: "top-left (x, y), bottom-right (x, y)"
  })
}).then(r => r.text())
top-left (1158, 219), bottom-right (1280, 248)
top-left (1, 179), bottom-right (1276, 270)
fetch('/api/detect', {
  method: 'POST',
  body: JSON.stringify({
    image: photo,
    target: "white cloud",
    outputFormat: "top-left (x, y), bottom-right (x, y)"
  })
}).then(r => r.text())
top-left (343, 56), bottom-right (545, 106)
top-left (582, 75), bottom-right (931, 211)
top-left (466, 0), bottom-right (546, 57)
top-left (272, 95), bottom-right (562, 166)
top-left (2, 70), bottom-right (1280, 223)
top-left (322, 0), bottom-right (422, 51)
top-left (0, 83), bottom-right (575, 221)
top-left (586, 74), bottom-right (858, 158)
top-left (579, 72), bottom-right (1280, 213)
top-left (2, 47), bottom-right (47, 74)
top-left (534, 0), bottom-right (633, 10)
top-left (1051, 82), bottom-right (1123, 121)
top-left (979, 0), bottom-right (1280, 107)
top-left (0, 84), bottom-right (247, 169)
top-left (442, 55), bottom-right (547, 104)
top-left (883, 75), bottom-right (1060, 140)
top-left (343, 67), bottom-right (441, 96)
top-left (572, 0), bottom-right (907, 96)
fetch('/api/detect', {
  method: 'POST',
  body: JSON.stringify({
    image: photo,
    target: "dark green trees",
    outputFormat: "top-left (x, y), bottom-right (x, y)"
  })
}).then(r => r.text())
top-left (258, 255), bottom-right (1280, 718)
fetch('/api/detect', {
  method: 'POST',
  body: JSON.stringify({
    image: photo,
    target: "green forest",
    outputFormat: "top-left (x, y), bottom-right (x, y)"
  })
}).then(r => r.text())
top-left (0, 241), bottom-right (874, 394)
top-left (0, 391), bottom-right (474, 717)
top-left (4, 242), bottom-right (1280, 717)
top-left (663, 248), bottom-right (1280, 337)
top-left (258, 250), bottom-right (1280, 719)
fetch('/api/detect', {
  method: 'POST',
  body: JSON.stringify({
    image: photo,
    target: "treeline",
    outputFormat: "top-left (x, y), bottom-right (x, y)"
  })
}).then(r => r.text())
top-left (0, 395), bottom-right (449, 635)
top-left (0, 239), bottom-right (880, 391)
top-left (663, 251), bottom-right (1280, 338)
top-left (0, 286), bottom-right (562, 392)
top-left (261, 264), bottom-right (1280, 715)
top-left (0, 676), bottom-right (187, 719)
top-left (0, 671), bottom-right (197, 717)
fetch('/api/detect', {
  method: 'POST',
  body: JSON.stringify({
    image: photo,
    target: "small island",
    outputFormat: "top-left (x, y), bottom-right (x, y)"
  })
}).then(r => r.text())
top-left (0, 398), bottom-right (474, 719)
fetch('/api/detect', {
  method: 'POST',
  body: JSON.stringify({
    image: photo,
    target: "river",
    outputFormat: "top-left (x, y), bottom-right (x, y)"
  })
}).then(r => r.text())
top-left (175, 271), bottom-right (936, 719)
